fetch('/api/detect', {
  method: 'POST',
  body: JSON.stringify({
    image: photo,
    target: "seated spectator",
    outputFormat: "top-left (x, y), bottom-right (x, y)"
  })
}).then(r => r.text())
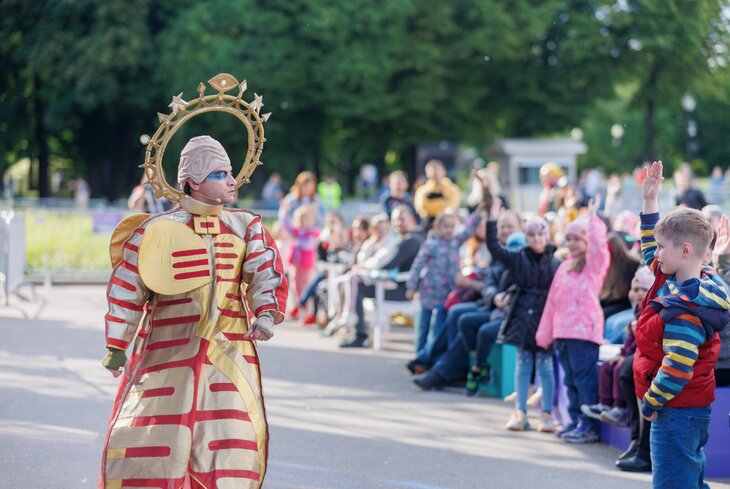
top-left (339, 206), bottom-right (424, 348)
top-left (674, 163), bottom-right (708, 210)
top-left (412, 232), bottom-right (526, 393)
top-left (380, 170), bottom-right (420, 223)
top-left (712, 214), bottom-right (730, 387)
top-left (581, 266), bottom-right (653, 427)
top-left (406, 210), bottom-right (521, 373)
top-left (600, 232), bottom-right (640, 343)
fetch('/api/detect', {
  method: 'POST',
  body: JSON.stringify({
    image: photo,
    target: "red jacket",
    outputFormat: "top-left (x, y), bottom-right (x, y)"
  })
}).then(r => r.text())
top-left (633, 302), bottom-right (721, 408)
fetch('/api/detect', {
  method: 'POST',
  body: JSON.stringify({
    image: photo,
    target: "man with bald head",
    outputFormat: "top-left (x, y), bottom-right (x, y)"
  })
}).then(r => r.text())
top-left (340, 205), bottom-right (424, 348)
top-left (100, 135), bottom-right (288, 488)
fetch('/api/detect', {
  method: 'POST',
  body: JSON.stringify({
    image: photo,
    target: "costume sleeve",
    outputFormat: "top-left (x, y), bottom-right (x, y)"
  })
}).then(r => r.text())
top-left (406, 240), bottom-right (431, 291)
top-left (640, 212), bottom-right (661, 275)
top-left (242, 217), bottom-right (288, 324)
top-left (585, 216), bottom-right (610, 284)
top-left (535, 269), bottom-right (560, 349)
top-left (105, 226), bottom-right (150, 351)
top-left (641, 313), bottom-right (707, 417)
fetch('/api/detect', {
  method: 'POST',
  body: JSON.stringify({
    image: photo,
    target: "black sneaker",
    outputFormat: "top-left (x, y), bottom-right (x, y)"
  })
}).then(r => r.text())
top-left (413, 371), bottom-right (446, 391)
top-left (464, 368), bottom-right (488, 397)
top-left (339, 336), bottom-right (370, 348)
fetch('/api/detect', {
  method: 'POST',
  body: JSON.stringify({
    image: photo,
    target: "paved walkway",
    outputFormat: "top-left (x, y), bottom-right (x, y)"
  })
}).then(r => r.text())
top-left (0, 285), bottom-right (728, 488)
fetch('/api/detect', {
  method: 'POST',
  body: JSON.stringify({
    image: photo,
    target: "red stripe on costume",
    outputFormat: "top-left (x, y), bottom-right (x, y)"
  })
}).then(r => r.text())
top-left (151, 314), bottom-right (200, 327)
top-left (172, 259), bottom-right (208, 269)
top-left (245, 250), bottom-right (267, 261)
top-left (147, 338), bottom-right (190, 351)
top-left (171, 249), bottom-right (207, 257)
top-left (210, 383), bottom-right (238, 392)
top-left (140, 387), bottom-right (175, 398)
top-left (223, 333), bottom-right (247, 341)
top-left (120, 261), bottom-right (139, 274)
top-left (256, 260), bottom-right (274, 272)
top-left (157, 297), bottom-right (193, 307)
top-left (105, 314), bottom-right (126, 323)
top-left (243, 355), bottom-right (259, 365)
top-left (248, 233), bottom-right (263, 242)
top-left (174, 270), bottom-right (210, 280)
top-left (200, 221), bottom-right (214, 228)
top-left (120, 478), bottom-right (175, 488)
top-left (216, 263), bottom-right (234, 271)
top-left (225, 293), bottom-right (242, 301)
top-left (254, 304), bottom-right (276, 316)
top-left (216, 276), bottom-right (239, 283)
top-left (123, 242), bottom-right (139, 253)
top-left (125, 446), bottom-right (171, 458)
top-left (218, 308), bottom-right (246, 319)
top-left (111, 276), bottom-right (136, 292)
top-left (134, 228), bottom-right (145, 236)
top-left (131, 414), bottom-right (185, 427)
top-left (109, 296), bottom-right (144, 312)
top-left (215, 252), bottom-right (238, 259)
top-left (214, 242), bottom-right (234, 248)
top-left (208, 439), bottom-right (258, 451)
top-left (107, 338), bottom-right (129, 350)
top-left (196, 409), bottom-right (250, 422)
top-left (211, 469), bottom-right (260, 481)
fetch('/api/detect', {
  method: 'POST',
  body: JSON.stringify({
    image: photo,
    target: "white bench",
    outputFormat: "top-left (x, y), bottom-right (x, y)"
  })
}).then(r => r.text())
top-left (359, 270), bottom-right (419, 350)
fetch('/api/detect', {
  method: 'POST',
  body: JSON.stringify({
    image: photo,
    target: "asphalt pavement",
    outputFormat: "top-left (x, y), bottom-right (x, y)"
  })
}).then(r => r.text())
top-left (0, 285), bottom-right (728, 489)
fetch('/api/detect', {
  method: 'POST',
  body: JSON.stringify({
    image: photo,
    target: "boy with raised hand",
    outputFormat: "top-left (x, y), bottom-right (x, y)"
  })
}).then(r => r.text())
top-left (633, 160), bottom-right (730, 488)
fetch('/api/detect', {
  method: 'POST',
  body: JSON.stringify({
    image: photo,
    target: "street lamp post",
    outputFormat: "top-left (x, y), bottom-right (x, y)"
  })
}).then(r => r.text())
top-left (611, 123), bottom-right (624, 166)
top-left (682, 93), bottom-right (698, 161)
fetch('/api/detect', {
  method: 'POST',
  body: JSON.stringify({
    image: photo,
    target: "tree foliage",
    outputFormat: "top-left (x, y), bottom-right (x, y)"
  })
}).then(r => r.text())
top-left (1, 0), bottom-right (729, 199)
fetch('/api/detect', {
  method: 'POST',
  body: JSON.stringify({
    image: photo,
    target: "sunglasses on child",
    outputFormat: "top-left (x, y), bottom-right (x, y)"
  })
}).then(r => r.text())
top-left (206, 170), bottom-right (234, 181)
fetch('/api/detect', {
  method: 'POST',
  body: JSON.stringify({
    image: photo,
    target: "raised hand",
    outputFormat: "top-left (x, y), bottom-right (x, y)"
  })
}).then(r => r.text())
top-left (489, 196), bottom-right (503, 220)
top-left (587, 195), bottom-right (601, 217)
top-left (715, 215), bottom-right (730, 256)
top-left (642, 160), bottom-right (664, 201)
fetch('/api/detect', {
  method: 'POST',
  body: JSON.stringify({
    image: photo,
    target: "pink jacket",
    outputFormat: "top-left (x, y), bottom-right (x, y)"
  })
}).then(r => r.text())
top-left (536, 216), bottom-right (609, 347)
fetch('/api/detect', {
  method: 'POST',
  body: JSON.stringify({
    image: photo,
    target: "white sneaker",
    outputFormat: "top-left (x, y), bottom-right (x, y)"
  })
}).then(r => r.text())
top-left (526, 387), bottom-right (542, 408)
top-left (503, 391), bottom-right (517, 403)
top-left (537, 412), bottom-right (556, 433)
top-left (505, 410), bottom-right (529, 431)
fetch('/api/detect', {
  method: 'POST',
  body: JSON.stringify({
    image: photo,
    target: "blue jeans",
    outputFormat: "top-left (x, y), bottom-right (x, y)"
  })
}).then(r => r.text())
top-left (415, 306), bottom-right (446, 356)
top-left (651, 406), bottom-right (711, 489)
top-left (556, 339), bottom-right (599, 431)
top-left (298, 273), bottom-right (326, 308)
top-left (416, 302), bottom-right (479, 367)
top-left (515, 347), bottom-right (554, 413)
top-left (604, 308), bottom-right (633, 344)
top-left (459, 318), bottom-right (501, 369)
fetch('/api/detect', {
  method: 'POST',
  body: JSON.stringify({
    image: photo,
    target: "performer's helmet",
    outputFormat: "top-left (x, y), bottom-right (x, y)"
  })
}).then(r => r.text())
top-left (177, 135), bottom-right (232, 185)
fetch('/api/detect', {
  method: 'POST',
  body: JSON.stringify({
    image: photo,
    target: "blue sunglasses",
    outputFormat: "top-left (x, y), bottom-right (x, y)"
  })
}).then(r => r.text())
top-left (206, 170), bottom-right (233, 181)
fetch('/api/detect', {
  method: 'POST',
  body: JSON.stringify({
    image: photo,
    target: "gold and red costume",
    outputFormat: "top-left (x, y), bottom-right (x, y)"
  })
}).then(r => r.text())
top-left (100, 196), bottom-right (287, 489)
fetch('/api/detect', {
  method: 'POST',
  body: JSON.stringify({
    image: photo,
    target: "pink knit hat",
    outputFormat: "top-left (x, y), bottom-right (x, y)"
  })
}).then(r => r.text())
top-left (564, 217), bottom-right (589, 242)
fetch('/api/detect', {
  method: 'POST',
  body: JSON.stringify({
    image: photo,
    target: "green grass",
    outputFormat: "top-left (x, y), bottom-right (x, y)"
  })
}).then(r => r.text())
top-left (26, 210), bottom-right (114, 272)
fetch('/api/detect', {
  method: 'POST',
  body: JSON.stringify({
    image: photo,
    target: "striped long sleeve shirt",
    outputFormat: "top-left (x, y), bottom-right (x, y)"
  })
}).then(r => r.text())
top-left (639, 212), bottom-right (730, 416)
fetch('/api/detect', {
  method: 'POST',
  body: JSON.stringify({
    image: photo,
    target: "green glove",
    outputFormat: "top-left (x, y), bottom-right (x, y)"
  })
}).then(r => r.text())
top-left (101, 347), bottom-right (127, 371)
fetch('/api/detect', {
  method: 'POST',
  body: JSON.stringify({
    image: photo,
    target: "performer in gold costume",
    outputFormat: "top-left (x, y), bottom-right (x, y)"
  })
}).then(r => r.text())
top-left (99, 74), bottom-right (287, 489)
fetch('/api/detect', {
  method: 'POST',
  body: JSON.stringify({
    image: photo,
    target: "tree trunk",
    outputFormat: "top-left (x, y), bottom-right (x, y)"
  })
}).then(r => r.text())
top-left (32, 75), bottom-right (50, 197)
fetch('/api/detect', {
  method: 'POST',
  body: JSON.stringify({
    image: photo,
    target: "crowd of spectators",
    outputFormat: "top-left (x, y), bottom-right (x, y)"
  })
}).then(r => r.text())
top-left (269, 159), bottom-right (730, 477)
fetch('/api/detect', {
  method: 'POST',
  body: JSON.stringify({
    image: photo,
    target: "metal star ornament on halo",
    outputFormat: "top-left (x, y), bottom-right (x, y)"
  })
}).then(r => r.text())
top-left (169, 92), bottom-right (187, 115)
top-left (249, 93), bottom-right (264, 113)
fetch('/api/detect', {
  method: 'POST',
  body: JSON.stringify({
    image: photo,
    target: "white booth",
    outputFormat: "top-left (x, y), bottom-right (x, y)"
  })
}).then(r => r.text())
top-left (488, 138), bottom-right (587, 212)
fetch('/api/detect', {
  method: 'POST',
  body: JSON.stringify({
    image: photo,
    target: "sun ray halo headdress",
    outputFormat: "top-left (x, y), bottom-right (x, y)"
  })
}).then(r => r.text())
top-left (139, 73), bottom-right (271, 203)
